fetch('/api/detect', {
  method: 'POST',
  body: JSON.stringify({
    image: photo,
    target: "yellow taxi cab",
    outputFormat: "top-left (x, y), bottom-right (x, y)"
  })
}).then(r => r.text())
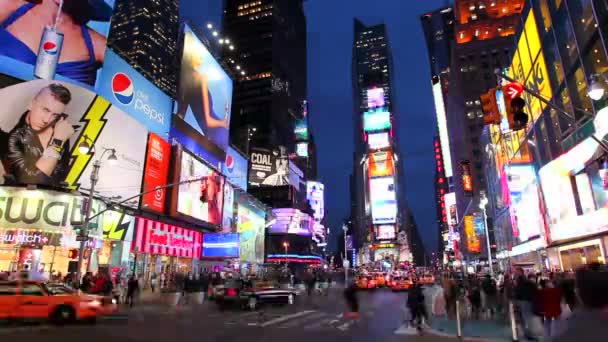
top-left (355, 276), bottom-right (377, 289)
top-left (0, 281), bottom-right (118, 324)
top-left (374, 273), bottom-right (387, 287)
top-left (419, 274), bottom-right (435, 286)
top-left (390, 276), bottom-right (414, 291)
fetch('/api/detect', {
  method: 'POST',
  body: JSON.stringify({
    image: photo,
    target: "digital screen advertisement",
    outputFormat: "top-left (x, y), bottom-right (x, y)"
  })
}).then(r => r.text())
top-left (236, 199), bottom-right (265, 264)
top-left (221, 182), bottom-right (235, 233)
top-left (363, 110), bottom-right (391, 132)
top-left (444, 192), bottom-right (458, 226)
top-left (202, 233), bottom-right (240, 258)
top-left (0, 80), bottom-right (147, 204)
top-left (294, 119), bottom-right (308, 141)
top-left (369, 151), bottom-right (394, 178)
top-left (375, 225), bottom-right (396, 240)
top-left (464, 215), bottom-right (480, 253)
top-left (133, 217), bottom-right (202, 258)
top-left (296, 142), bottom-right (308, 158)
top-left (249, 147), bottom-right (289, 187)
top-left (367, 132), bottom-right (390, 150)
top-left (367, 88), bottom-right (385, 109)
top-left (505, 164), bottom-right (544, 243)
top-left (0, 0), bottom-right (116, 88)
top-left (142, 133), bottom-right (171, 213)
top-left (222, 146), bottom-right (248, 191)
top-left (269, 208), bottom-right (313, 236)
top-left (369, 176), bottom-right (397, 224)
top-left (175, 24), bottom-right (233, 152)
top-left (306, 181), bottom-right (325, 221)
top-left (97, 50), bottom-right (172, 135)
top-left (177, 150), bottom-right (225, 225)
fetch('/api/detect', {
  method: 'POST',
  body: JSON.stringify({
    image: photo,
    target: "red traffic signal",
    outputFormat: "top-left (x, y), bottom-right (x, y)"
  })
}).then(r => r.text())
top-left (480, 88), bottom-right (500, 125)
top-left (509, 96), bottom-right (529, 130)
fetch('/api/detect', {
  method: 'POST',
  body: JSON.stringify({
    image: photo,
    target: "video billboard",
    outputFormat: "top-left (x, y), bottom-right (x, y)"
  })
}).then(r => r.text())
top-left (202, 233), bottom-right (239, 258)
top-left (0, 80), bottom-right (147, 203)
top-left (444, 192), bottom-right (458, 226)
top-left (222, 146), bottom-right (248, 191)
top-left (367, 88), bottom-right (385, 109)
top-left (464, 215), bottom-right (480, 253)
top-left (0, 0), bottom-right (115, 88)
top-left (269, 208), bottom-right (313, 236)
top-left (176, 149), bottom-right (224, 225)
top-left (369, 151), bottom-right (394, 178)
top-left (306, 182), bottom-right (325, 221)
top-left (363, 110), bottom-right (391, 132)
top-left (249, 147), bottom-right (289, 187)
top-left (141, 133), bottom-right (171, 213)
top-left (175, 24), bottom-right (233, 152)
top-left (97, 50), bottom-right (172, 135)
top-left (369, 176), bottom-right (397, 224)
top-left (221, 182), bottom-right (235, 233)
top-left (294, 119), bottom-right (308, 141)
top-left (133, 217), bottom-right (202, 258)
top-left (368, 132), bottom-right (390, 150)
top-left (505, 164), bottom-right (544, 243)
top-left (296, 142), bottom-right (308, 158)
top-left (236, 198), bottom-right (265, 264)
top-left (375, 225), bottom-right (396, 240)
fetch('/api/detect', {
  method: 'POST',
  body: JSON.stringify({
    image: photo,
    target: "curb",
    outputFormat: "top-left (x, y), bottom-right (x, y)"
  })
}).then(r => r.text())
top-left (424, 325), bottom-right (510, 342)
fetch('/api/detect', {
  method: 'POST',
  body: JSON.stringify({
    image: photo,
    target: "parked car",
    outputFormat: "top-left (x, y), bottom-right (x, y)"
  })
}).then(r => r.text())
top-left (215, 279), bottom-right (296, 310)
top-left (0, 281), bottom-right (118, 324)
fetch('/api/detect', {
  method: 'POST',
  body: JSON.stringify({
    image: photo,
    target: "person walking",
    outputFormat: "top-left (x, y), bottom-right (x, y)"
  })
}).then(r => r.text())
top-left (482, 274), bottom-right (498, 318)
top-left (539, 279), bottom-right (562, 339)
top-left (514, 271), bottom-right (541, 340)
top-left (343, 278), bottom-right (360, 320)
top-left (407, 281), bottom-right (427, 330)
top-left (150, 273), bottom-right (158, 293)
top-left (126, 275), bottom-right (139, 308)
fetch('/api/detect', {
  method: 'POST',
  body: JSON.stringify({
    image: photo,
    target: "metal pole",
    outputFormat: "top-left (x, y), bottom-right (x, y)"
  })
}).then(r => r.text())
top-left (456, 299), bottom-right (462, 339)
top-left (509, 301), bottom-right (518, 341)
top-left (482, 207), bottom-right (494, 278)
top-left (76, 160), bottom-right (99, 287)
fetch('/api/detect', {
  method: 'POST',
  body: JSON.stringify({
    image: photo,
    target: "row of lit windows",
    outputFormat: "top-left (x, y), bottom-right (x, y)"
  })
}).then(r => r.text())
top-left (248, 11), bottom-right (272, 20)
top-left (238, 0), bottom-right (262, 10)
top-left (237, 4), bottom-right (272, 17)
top-left (242, 71), bottom-right (272, 81)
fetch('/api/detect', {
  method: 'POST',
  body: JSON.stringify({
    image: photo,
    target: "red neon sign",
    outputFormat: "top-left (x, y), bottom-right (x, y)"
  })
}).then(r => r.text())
top-left (504, 82), bottom-right (524, 100)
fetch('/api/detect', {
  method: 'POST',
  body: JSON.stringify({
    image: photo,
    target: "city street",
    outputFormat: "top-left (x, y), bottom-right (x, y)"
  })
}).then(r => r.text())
top-left (0, 289), bottom-right (455, 342)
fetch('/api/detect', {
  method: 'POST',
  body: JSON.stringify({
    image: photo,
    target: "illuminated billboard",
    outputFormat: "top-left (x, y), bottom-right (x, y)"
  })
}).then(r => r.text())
top-left (369, 177), bottom-right (397, 224)
top-left (0, 80), bottom-right (147, 204)
top-left (294, 120), bottom-right (308, 141)
top-left (306, 182), bottom-right (325, 221)
top-left (368, 132), bottom-right (390, 150)
top-left (269, 208), bottom-right (313, 236)
top-left (432, 80), bottom-right (452, 178)
top-left (296, 142), bottom-right (309, 158)
top-left (464, 215), bottom-right (480, 253)
top-left (221, 183), bottom-right (235, 233)
top-left (176, 149), bottom-right (224, 225)
top-left (460, 160), bottom-right (473, 193)
top-left (175, 24), bottom-right (233, 152)
top-left (0, 0), bottom-right (115, 88)
top-left (444, 192), bottom-right (457, 226)
top-left (363, 110), bottom-right (391, 132)
top-left (142, 133), bottom-right (171, 213)
top-left (505, 164), bottom-right (544, 243)
top-left (202, 233), bottom-right (240, 258)
top-left (367, 88), bottom-right (385, 109)
top-left (369, 151), bottom-right (394, 178)
top-left (236, 198), bottom-right (265, 264)
top-left (375, 225), bottom-right (396, 240)
top-left (222, 146), bottom-right (248, 191)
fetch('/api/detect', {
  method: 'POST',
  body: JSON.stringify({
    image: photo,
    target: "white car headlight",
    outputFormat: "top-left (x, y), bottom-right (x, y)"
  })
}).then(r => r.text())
top-left (111, 298), bottom-right (117, 304)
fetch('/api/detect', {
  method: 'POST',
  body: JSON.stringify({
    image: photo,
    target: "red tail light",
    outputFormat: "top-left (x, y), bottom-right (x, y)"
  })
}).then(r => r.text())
top-left (226, 289), bottom-right (237, 297)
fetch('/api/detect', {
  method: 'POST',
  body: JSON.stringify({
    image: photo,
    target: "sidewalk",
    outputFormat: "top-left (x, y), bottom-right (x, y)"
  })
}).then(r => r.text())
top-left (428, 317), bottom-right (513, 341)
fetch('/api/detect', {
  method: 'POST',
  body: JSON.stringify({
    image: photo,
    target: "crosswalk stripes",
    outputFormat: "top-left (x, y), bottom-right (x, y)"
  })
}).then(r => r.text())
top-left (230, 310), bottom-right (357, 332)
top-left (279, 311), bottom-right (326, 328)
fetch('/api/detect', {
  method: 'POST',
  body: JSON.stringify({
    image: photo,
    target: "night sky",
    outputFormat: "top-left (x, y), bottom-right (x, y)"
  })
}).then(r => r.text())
top-left (182, 0), bottom-right (448, 253)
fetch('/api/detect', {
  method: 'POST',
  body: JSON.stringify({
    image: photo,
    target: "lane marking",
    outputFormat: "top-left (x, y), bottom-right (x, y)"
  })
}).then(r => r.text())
top-left (280, 312), bottom-right (326, 328)
top-left (258, 310), bottom-right (316, 327)
top-left (337, 321), bottom-right (354, 331)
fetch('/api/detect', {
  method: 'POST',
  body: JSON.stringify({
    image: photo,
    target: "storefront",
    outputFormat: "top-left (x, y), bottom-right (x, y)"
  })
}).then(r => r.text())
top-left (539, 108), bottom-right (608, 270)
top-left (130, 217), bottom-right (202, 287)
top-left (0, 186), bottom-right (104, 276)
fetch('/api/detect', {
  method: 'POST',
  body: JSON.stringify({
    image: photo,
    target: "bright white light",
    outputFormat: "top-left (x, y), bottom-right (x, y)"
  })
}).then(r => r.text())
top-left (207, 23), bottom-right (213, 29)
top-left (241, 71), bottom-right (246, 75)
top-left (432, 80), bottom-right (453, 178)
top-left (229, 45), bottom-right (234, 50)
top-left (236, 65), bottom-right (241, 70)
top-left (212, 31), bottom-right (218, 37)
top-left (219, 39), bottom-right (224, 44)
top-left (225, 39), bottom-right (230, 44)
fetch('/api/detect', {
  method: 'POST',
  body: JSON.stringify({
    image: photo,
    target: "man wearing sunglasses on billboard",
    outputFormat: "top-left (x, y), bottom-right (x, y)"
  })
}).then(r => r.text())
top-left (2, 83), bottom-right (74, 186)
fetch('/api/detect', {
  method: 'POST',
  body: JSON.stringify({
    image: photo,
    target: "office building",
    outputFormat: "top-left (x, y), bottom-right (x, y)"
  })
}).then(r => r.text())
top-left (107, 0), bottom-right (179, 97)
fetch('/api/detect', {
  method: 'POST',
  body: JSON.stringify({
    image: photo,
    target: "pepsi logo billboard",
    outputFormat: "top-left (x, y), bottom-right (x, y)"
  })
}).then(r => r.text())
top-left (42, 41), bottom-right (59, 55)
top-left (222, 146), bottom-right (248, 191)
top-left (98, 50), bottom-right (171, 135)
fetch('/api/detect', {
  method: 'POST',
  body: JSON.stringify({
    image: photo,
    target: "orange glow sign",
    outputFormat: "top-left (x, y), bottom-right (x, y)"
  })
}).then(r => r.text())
top-left (460, 161), bottom-right (473, 193)
top-left (369, 151), bottom-right (394, 178)
top-left (464, 215), bottom-right (480, 253)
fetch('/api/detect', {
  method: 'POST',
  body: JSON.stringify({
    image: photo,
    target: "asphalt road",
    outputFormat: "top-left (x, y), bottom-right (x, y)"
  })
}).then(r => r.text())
top-left (0, 289), bottom-right (457, 342)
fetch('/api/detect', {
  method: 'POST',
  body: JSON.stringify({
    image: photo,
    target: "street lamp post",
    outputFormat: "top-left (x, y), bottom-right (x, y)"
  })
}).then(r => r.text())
top-left (479, 192), bottom-right (494, 278)
top-left (342, 224), bottom-right (349, 287)
top-left (76, 137), bottom-right (117, 286)
top-left (282, 241), bottom-right (289, 269)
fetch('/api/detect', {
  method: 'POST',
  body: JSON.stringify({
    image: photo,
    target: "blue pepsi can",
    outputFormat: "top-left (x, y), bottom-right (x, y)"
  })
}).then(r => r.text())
top-left (34, 26), bottom-right (64, 80)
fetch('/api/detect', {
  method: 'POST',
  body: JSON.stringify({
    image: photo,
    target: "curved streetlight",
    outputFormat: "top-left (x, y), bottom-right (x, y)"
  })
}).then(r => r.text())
top-left (587, 74), bottom-right (608, 101)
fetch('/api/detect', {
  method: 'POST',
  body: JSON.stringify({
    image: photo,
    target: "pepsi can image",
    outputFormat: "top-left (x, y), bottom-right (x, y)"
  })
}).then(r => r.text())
top-left (34, 26), bottom-right (64, 80)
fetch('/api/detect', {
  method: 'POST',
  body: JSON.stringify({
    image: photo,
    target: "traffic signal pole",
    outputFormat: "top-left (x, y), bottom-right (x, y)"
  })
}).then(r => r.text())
top-left (495, 71), bottom-right (608, 152)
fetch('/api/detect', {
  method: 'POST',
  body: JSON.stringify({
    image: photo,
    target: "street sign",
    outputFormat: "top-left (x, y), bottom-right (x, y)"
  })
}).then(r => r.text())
top-left (504, 82), bottom-right (524, 100)
top-left (76, 235), bottom-right (89, 242)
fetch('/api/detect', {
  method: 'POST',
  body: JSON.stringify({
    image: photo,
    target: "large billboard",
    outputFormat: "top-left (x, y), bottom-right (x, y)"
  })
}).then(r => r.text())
top-left (367, 88), bottom-right (385, 109)
top-left (432, 79), bottom-right (452, 178)
top-left (306, 182), bottom-right (324, 221)
top-left (141, 133), bottom-right (171, 213)
top-left (375, 225), bottom-right (396, 240)
top-left (176, 149), bottom-right (224, 225)
top-left (269, 208), bottom-right (313, 236)
top-left (0, 0), bottom-right (115, 88)
top-left (97, 50), bottom-right (172, 135)
top-left (0, 80), bottom-right (147, 203)
top-left (221, 182), bottom-right (235, 233)
top-left (236, 198), bottom-right (265, 264)
top-left (174, 24), bottom-right (233, 152)
top-left (369, 176), bottom-right (397, 224)
top-left (367, 132), bottom-right (390, 150)
top-left (249, 147), bottom-right (289, 187)
top-left (369, 151), bottom-right (394, 178)
top-left (464, 215), bottom-right (480, 253)
top-left (222, 146), bottom-right (248, 191)
top-left (444, 192), bottom-right (458, 226)
top-left (505, 164), bottom-right (544, 243)
top-left (133, 217), bottom-right (202, 258)
top-left (363, 110), bottom-right (391, 132)
top-left (202, 233), bottom-right (239, 258)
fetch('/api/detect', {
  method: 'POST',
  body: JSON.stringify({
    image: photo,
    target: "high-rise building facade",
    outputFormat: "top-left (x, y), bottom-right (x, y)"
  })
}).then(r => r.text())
top-left (351, 19), bottom-right (410, 266)
top-left (421, 6), bottom-right (455, 258)
top-left (446, 0), bottom-right (524, 260)
top-left (223, 0), bottom-right (307, 156)
top-left (107, 0), bottom-right (179, 97)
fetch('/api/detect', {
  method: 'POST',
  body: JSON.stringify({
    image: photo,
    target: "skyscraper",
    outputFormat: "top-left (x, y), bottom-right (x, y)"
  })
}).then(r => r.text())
top-left (107, 0), bottom-right (179, 97)
top-left (445, 0), bottom-right (524, 259)
top-left (351, 19), bottom-right (410, 265)
top-left (223, 0), bottom-right (307, 155)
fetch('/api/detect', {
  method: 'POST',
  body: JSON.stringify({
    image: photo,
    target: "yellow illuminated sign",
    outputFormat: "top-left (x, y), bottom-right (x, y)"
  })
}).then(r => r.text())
top-left (464, 215), bottom-right (480, 253)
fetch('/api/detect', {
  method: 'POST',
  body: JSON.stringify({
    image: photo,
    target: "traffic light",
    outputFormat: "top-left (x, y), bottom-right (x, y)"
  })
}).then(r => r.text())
top-left (480, 88), bottom-right (500, 125)
top-left (68, 249), bottom-right (79, 259)
top-left (509, 96), bottom-right (529, 130)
